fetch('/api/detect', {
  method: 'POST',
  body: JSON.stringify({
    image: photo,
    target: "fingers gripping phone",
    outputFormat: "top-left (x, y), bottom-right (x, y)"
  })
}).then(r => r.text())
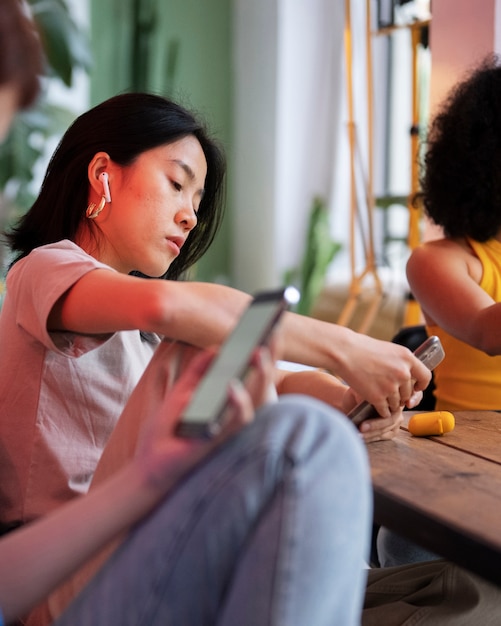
top-left (347, 335), bottom-right (445, 426)
top-left (175, 286), bottom-right (300, 439)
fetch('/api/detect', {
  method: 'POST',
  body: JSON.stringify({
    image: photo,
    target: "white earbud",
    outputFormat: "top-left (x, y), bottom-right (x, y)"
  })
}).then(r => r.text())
top-left (99, 172), bottom-right (111, 203)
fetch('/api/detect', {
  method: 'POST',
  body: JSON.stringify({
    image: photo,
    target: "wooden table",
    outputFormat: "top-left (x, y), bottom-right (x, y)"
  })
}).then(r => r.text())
top-left (367, 410), bottom-right (501, 586)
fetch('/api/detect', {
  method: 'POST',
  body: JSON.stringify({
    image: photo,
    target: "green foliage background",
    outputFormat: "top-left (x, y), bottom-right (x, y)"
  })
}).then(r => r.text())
top-left (284, 197), bottom-right (341, 316)
top-left (0, 0), bottom-right (91, 304)
top-left (0, 0), bottom-right (91, 213)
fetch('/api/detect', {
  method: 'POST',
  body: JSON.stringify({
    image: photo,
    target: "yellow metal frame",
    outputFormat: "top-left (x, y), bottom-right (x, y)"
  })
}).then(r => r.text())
top-left (338, 0), bottom-right (383, 335)
top-left (339, 0), bottom-right (430, 332)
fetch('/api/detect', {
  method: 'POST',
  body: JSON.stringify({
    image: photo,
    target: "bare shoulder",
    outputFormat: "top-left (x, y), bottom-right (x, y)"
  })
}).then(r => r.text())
top-left (410, 237), bottom-right (469, 256)
top-left (406, 238), bottom-right (485, 327)
top-left (407, 238), bottom-right (477, 274)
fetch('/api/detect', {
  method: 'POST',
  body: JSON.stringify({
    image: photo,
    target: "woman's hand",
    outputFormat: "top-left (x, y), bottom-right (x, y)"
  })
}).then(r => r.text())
top-left (357, 411), bottom-right (404, 443)
top-left (341, 386), bottom-right (422, 443)
top-left (135, 343), bottom-right (276, 493)
top-left (275, 367), bottom-right (410, 442)
top-left (331, 333), bottom-right (431, 420)
top-left (280, 314), bottom-right (432, 420)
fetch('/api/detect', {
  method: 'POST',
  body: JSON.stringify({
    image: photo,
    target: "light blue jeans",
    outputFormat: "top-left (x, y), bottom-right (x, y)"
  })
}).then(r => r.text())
top-left (54, 395), bottom-right (372, 626)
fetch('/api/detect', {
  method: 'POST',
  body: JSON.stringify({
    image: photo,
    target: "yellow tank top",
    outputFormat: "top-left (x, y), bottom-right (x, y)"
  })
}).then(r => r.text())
top-left (426, 238), bottom-right (501, 411)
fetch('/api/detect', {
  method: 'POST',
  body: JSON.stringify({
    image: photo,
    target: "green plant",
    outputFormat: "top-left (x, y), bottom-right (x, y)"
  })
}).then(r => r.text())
top-left (284, 196), bottom-right (341, 316)
top-left (0, 0), bottom-right (91, 300)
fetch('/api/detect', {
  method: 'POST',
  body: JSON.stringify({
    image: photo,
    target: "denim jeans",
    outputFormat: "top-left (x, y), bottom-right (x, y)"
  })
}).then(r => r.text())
top-left (53, 395), bottom-right (372, 626)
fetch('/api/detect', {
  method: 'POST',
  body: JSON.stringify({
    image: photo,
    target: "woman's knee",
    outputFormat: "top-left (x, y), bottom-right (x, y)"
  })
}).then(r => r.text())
top-left (249, 394), bottom-right (369, 484)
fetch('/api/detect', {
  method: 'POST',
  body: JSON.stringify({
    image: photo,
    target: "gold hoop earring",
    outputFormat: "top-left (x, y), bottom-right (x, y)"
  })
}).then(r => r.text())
top-left (86, 196), bottom-right (106, 219)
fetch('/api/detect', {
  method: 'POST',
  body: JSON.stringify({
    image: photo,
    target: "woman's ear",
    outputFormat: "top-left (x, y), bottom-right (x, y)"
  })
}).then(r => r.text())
top-left (87, 152), bottom-right (112, 199)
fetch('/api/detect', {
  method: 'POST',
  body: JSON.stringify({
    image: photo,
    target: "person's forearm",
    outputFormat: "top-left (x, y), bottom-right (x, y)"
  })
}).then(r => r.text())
top-left (0, 464), bottom-right (168, 624)
top-left (151, 281), bottom-right (251, 347)
top-left (275, 369), bottom-right (348, 410)
top-left (280, 312), bottom-right (350, 372)
top-left (50, 270), bottom-right (252, 348)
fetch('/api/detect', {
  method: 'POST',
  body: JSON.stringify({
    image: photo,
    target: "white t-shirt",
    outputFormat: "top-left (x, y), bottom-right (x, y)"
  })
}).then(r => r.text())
top-left (0, 240), bottom-right (159, 524)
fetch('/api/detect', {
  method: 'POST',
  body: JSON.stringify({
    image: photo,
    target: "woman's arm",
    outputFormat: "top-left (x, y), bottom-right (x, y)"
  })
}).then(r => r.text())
top-left (275, 368), bottom-right (349, 408)
top-left (49, 269), bottom-right (430, 419)
top-left (0, 347), bottom-right (270, 624)
top-left (48, 270), bottom-right (252, 348)
top-left (278, 313), bottom-right (430, 418)
top-left (407, 240), bottom-right (501, 355)
top-left (0, 462), bottom-right (165, 624)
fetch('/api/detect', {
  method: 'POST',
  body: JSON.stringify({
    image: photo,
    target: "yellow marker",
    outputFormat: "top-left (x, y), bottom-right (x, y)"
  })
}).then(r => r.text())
top-left (408, 411), bottom-right (455, 437)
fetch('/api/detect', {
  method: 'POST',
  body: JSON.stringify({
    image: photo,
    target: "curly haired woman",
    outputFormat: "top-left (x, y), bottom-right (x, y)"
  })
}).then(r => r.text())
top-left (407, 54), bottom-right (501, 411)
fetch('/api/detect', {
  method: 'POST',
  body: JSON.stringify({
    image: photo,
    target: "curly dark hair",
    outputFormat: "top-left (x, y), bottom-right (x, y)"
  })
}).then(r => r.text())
top-left (418, 55), bottom-right (501, 241)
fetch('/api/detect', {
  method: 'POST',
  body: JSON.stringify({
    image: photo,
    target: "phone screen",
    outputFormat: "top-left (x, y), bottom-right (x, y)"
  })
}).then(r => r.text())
top-left (176, 287), bottom-right (298, 438)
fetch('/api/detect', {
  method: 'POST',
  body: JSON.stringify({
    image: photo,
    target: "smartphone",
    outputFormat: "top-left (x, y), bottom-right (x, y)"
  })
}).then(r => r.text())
top-left (347, 335), bottom-right (445, 426)
top-left (175, 286), bottom-right (300, 438)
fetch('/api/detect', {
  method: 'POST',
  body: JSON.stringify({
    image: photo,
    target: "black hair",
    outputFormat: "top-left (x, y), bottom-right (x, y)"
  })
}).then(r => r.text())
top-left (5, 92), bottom-right (226, 279)
top-left (418, 55), bottom-right (501, 241)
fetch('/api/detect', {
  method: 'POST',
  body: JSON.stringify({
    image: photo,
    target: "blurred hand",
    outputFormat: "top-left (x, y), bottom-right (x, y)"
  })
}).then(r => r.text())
top-left (341, 386), bottom-right (409, 444)
top-left (135, 342), bottom-right (276, 492)
top-left (357, 410), bottom-right (404, 443)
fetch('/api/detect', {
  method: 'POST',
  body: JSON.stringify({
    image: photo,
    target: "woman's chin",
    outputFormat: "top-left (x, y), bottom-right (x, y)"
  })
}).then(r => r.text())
top-left (134, 259), bottom-right (172, 278)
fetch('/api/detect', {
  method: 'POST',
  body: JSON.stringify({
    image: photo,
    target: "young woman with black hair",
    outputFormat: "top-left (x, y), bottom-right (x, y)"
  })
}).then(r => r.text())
top-left (0, 89), bottom-right (431, 535)
top-left (0, 4), bottom-right (497, 625)
top-left (0, 4), bottom-right (373, 625)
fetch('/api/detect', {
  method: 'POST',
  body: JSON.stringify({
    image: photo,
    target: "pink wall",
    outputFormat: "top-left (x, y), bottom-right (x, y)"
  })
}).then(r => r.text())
top-left (424, 0), bottom-right (497, 240)
top-left (429, 0), bottom-right (496, 115)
